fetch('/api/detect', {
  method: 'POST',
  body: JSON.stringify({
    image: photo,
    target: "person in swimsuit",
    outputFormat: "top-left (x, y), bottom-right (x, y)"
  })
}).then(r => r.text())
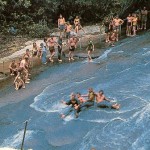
top-left (47, 37), bottom-right (60, 63)
top-left (112, 16), bottom-right (124, 41)
top-left (65, 21), bottom-right (72, 39)
top-left (80, 88), bottom-right (96, 108)
top-left (40, 43), bottom-right (47, 64)
top-left (103, 18), bottom-right (111, 43)
top-left (14, 72), bottom-right (25, 90)
top-left (19, 57), bottom-right (30, 84)
top-left (74, 16), bottom-right (80, 33)
top-left (109, 30), bottom-right (117, 47)
top-left (86, 37), bottom-right (94, 62)
top-left (32, 42), bottom-right (38, 57)
top-left (9, 60), bottom-right (17, 76)
top-left (58, 14), bottom-right (66, 36)
top-left (57, 36), bottom-right (63, 62)
top-left (126, 14), bottom-right (133, 36)
top-left (61, 93), bottom-right (81, 118)
top-left (136, 10), bottom-right (142, 30)
top-left (132, 13), bottom-right (138, 36)
top-left (96, 90), bottom-right (120, 109)
top-left (76, 92), bottom-right (87, 104)
top-left (68, 36), bottom-right (77, 61)
top-left (141, 7), bottom-right (148, 30)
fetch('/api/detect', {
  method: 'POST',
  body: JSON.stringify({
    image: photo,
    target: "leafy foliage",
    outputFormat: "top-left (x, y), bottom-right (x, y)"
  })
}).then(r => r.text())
top-left (0, 0), bottom-right (149, 37)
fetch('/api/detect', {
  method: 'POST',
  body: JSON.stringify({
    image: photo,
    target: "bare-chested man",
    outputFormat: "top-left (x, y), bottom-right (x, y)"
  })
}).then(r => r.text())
top-left (47, 37), bottom-right (60, 63)
top-left (126, 14), bottom-right (133, 36)
top-left (19, 57), bottom-right (30, 84)
top-left (76, 92), bottom-right (87, 104)
top-left (14, 72), bottom-right (25, 90)
top-left (9, 60), bottom-right (17, 76)
top-left (65, 21), bottom-right (72, 39)
top-left (113, 16), bottom-right (124, 41)
top-left (96, 90), bottom-right (120, 109)
top-left (141, 7), bottom-right (148, 30)
top-left (58, 14), bottom-right (66, 36)
top-left (68, 36), bottom-right (78, 61)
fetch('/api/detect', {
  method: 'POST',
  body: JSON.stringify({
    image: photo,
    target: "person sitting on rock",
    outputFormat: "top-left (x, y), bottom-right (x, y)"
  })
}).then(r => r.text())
top-left (9, 60), bottom-right (17, 76)
top-left (14, 72), bottom-right (25, 90)
top-left (109, 30), bottom-right (117, 47)
top-left (74, 16), bottom-right (85, 34)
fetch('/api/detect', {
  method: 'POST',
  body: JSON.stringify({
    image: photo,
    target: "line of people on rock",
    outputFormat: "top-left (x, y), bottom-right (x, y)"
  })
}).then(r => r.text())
top-left (9, 49), bottom-right (31, 90)
top-left (60, 88), bottom-right (120, 118)
top-left (102, 6), bottom-right (149, 46)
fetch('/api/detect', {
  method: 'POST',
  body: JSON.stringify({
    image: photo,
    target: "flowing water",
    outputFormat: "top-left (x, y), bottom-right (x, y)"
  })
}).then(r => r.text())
top-left (0, 31), bottom-right (150, 150)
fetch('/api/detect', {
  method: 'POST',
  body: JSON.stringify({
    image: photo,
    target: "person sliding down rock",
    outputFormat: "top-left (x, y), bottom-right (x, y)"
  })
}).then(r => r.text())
top-left (61, 93), bottom-right (81, 118)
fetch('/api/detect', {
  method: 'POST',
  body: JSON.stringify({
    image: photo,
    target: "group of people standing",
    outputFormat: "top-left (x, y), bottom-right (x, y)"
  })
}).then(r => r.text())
top-left (9, 7), bottom-right (149, 90)
top-left (102, 7), bottom-right (149, 46)
top-left (126, 7), bottom-right (149, 36)
top-left (31, 14), bottom-right (94, 64)
top-left (61, 88), bottom-right (120, 118)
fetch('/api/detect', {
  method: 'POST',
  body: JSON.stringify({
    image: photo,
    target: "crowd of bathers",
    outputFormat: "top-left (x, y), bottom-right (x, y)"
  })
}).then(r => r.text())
top-left (8, 7), bottom-right (149, 90)
top-left (60, 88), bottom-right (120, 118)
top-left (102, 7), bottom-right (149, 46)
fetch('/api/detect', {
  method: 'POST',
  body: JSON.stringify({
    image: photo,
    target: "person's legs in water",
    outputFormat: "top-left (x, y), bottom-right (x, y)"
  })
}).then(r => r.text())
top-left (74, 104), bottom-right (81, 118)
top-left (111, 103), bottom-right (120, 110)
top-left (97, 101), bottom-right (120, 110)
top-left (60, 106), bottom-right (73, 118)
top-left (80, 101), bottom-right (94, 109)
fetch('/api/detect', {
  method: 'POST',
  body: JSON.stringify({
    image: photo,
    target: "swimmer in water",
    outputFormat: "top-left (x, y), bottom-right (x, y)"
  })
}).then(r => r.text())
top-left (96, 90), bottom-right (120, 109)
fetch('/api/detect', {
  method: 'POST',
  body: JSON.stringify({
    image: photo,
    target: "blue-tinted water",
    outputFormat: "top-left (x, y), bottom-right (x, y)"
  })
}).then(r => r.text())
top-left (0, 31), bottom-right (150, 150)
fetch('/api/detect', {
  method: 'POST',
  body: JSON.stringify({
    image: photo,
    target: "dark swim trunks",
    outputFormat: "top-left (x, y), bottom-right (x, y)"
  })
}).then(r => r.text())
top-left (141, 15), bottom-right (147, 22)
top-left (127, 22), bottom-right (132, 26)
top-left (59, 25), bottom-right (65, 31)
top-left (49, 46), bottom-right (55, 53)
top-left (69, 46), bottom-right (75, 51)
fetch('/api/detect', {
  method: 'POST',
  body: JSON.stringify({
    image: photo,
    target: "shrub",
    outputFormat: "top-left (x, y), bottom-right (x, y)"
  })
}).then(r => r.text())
top-left (28, 22), bottom-right (50, 38)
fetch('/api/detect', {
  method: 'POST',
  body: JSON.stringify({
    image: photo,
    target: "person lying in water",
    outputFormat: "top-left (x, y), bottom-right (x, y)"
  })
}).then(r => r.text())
top-left (96, 90), bottom-right (120, 109)
top-left (79, 88), bottom-right (96, 108)
top-left (61, 93), bottom-right (81, 118)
